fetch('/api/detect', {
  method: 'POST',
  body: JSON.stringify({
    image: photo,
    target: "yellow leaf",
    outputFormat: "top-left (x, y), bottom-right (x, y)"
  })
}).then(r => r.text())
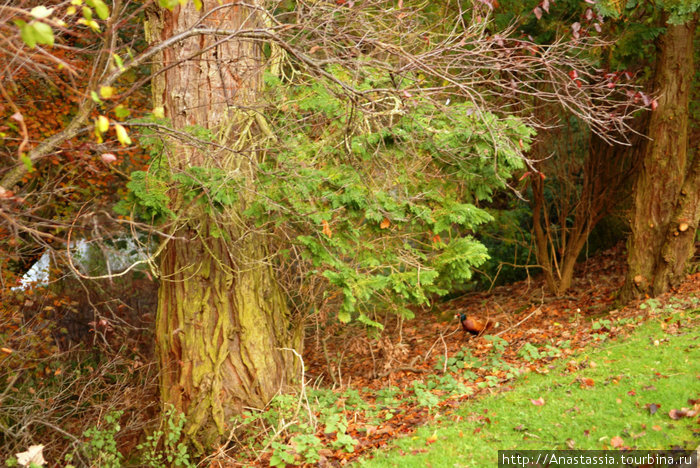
top-left (114, 124), bottom-right (131, 146)
top-left (1, 347), bottom-right (13, 354)
top-left (66, 6), bottom-right (77, 15)
top-left (97, 115), bottom-right (109, 133)
top-left (30, 6), bottom-right (54, 19)
top-left (99, 86), bottom-right (115, 99)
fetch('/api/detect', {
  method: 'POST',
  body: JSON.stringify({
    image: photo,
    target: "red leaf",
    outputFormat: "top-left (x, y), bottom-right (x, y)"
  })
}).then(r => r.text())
top-left (610, 436), bottom-right (624, 448)
top-left (531, 397), bottom-right (545, 406)
top-left (568, 69), bottom-right (578, 80)
top-left (533, 6), bottom-right (542, 19)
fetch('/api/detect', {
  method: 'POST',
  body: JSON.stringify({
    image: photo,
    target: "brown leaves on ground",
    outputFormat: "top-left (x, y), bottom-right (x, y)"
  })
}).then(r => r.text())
top-left (668, 397), bottom-right (700, 420)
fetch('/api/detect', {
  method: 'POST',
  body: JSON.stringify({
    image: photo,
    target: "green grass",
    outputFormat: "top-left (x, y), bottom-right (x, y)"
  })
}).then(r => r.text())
top-left (358, 310), bottom-right (700, 467)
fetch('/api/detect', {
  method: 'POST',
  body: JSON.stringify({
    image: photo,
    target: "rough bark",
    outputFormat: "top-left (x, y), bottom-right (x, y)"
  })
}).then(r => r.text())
top-left (147, 1), bottom-right (301, 449)
top-left (622, 19), bottom-right (697, 302)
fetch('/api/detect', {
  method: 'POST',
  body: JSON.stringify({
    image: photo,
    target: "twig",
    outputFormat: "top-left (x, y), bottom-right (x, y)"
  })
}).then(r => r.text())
top-left (495, 306), bottom-right (542, 337)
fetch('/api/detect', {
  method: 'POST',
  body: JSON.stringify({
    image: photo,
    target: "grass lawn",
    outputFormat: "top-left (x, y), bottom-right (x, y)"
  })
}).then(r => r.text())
top-left (357, 308), bottom-right (700, 467)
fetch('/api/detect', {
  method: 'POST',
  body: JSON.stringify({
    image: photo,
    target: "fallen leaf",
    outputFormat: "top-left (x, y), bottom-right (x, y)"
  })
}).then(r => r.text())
top-left (651, 425), bottom-right (662, 431)
top-left (668, 408), bottom-right (692, 420)
top-left (610, 436), bottom-right (624, 448)
top-left (645, 403), bottom-right (660, 415)
top-left (530, 397), bottom-right (545, 406)
top-left (580, 377), bottom-right (595, 388)
top-left (426, 431), bottom-right (438, 445)
top-left (380, 217), bottom-right (390, 229)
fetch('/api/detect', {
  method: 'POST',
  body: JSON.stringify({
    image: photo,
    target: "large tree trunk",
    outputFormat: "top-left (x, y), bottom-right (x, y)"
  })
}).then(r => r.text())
top-left (146, 1), bottom-right (301, 449)
top-left (622, 19), bottom-right (697, 302)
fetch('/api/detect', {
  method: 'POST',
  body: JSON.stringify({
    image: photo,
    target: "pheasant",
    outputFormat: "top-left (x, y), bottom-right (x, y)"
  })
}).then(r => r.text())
top-left (455, 313), bottom-right (493, 336)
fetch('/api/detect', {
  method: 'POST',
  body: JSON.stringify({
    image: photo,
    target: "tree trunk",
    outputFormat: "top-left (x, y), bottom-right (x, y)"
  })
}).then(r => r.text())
top-left (146, 1), bottom-right (301, 449)
top-left (622, 19), bottom-right (697, 302)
